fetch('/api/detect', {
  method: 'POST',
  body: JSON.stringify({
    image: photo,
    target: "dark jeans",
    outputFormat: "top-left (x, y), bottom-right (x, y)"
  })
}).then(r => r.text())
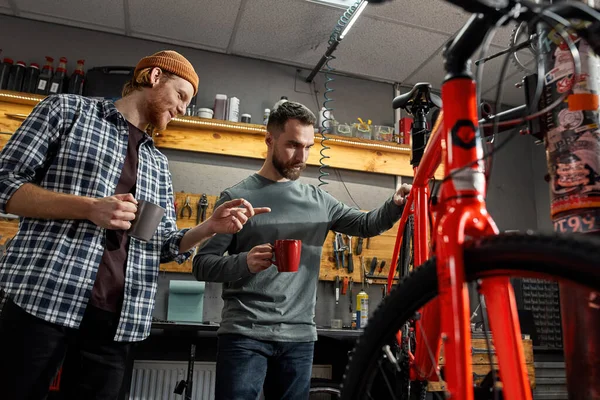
top-left (0, 299), bottom-right (133, 400)
top-left (216, 333), bottom-right (315, 400)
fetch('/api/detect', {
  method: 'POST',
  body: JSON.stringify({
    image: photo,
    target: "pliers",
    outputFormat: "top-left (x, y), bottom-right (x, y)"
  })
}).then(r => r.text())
top-left (180, 196), bottom-right (193, 218)
top-left (197, 194), bottom-right (208, 224)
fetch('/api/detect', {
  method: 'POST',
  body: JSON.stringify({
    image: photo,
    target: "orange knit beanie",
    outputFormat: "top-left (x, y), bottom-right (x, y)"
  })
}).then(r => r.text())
top-left (135, 50), bottom-right (199, 95)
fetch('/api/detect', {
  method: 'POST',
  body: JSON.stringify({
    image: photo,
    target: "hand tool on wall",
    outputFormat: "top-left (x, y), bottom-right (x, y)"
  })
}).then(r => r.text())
top-left (333, 234), bottom-right (341, 269)
top-left (335, 275), bottom-right (340, 305)
top-left (378, 260), bottom-right (386, 274)
top-left (356, 237), bottom-right (364, 255)
top-left (369, 257), bottom-right (378, 276)
top-left (336, 233), bottom-right (347, 268)
top-left (341, 277), bottom-right (349, 295)
top-left (180, 196), bottom-right (193, 219)
top-left (346, 235), bottom-right (354, 273)
top-left (349, 277), bottom-right (354, 314)
top-left (197, 194), bottom-right (208, 224)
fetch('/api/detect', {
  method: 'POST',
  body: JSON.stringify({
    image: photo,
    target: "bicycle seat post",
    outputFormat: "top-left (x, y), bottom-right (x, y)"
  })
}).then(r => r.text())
top-left (392, 82), bottom-right (441, 168)
top-left (410, 106), bottom-right (429, 167)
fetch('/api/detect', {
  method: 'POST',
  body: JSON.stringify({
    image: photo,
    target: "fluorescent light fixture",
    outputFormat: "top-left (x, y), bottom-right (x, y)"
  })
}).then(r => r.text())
top-left (339, 1), bottom-right (368, 39)
top-left (307, 0), bottom-right (358, 7)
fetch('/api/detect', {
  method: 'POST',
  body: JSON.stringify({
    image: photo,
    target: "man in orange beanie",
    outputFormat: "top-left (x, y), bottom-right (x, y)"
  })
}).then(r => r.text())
top-left (0, 50), bottom-right (270, 400)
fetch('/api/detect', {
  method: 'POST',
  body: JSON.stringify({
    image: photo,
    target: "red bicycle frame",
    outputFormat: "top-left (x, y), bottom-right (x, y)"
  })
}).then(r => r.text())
top-left (387, 78), bottom-right (532, 399)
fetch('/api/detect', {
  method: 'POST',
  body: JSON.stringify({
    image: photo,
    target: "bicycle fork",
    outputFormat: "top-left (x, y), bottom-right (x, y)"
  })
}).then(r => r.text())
top-left (435, 76), bottom-right (532, 400)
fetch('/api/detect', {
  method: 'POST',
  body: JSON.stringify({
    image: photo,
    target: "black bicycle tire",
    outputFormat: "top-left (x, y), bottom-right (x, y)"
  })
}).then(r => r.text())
top-left (310, 378), bottom-right (341, 398)
top-left (341, 232), bottom-right (600, 399)
top-left (399, 214), bottom-right (414, 279)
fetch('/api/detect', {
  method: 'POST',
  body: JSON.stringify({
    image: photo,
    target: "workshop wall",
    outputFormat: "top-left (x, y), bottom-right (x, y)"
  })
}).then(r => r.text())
top-left (1, 15), bottom-right (543, 327)
top-left (0, 15), bottom-right (396, 127)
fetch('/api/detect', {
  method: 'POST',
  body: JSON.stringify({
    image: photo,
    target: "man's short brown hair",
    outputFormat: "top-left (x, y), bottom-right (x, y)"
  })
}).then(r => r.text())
top-left (267, 102), bottom-right (316, 135)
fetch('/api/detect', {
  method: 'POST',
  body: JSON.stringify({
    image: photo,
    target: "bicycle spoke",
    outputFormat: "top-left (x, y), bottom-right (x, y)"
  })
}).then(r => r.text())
top-left (376, 355), bottom-right (399, 400)
top-left (416, 318), bottom-right (443, 381)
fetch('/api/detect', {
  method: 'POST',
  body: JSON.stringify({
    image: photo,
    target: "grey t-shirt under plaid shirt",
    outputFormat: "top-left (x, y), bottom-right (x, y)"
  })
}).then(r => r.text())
top-left (193, 173), bottom-right (403, 342)
top-left (0, 94), bottom-right (192, 342)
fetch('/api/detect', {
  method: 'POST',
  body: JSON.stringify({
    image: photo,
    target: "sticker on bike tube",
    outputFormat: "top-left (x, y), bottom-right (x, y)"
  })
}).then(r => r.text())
top-left (557, 109), bottom-right (584, 130)
top-left (553, 208), bottom-right (600, 234)
top-left (540, 23), bottom-right (600, 223)
top-left (557, 76), bottom-right (573, 93)
top-left (450, 168), bottom-right (485, 193)
top-left (547, 128), bottom-right (600, 204)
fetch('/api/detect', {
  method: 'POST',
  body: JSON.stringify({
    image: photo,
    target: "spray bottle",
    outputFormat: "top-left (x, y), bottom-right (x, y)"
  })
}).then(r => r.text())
top-left (356, 271), bottom-right (369, 329)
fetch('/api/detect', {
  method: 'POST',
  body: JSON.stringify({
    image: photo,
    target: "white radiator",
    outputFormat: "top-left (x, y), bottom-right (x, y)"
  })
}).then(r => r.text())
top-left (129, 360), bottom-right (331, 399)
top-left (129, 360), bottom-right (216, 400)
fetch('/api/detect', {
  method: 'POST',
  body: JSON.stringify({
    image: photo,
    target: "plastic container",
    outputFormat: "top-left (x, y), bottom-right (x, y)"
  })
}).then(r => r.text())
top-left (334, 123), bottom-right (352, 137)
top-left (372, 125), bottom-right (394, 142)
top-left (331, 319), bottom-right (342, 329)
top-left (318, 107), bottom-right (336, 133)
top-left (213, 94), bottom-right (227, 120)
top-left (227, 96), bottom-right (240, 122)
top-left (240, 114), bottom-right (251, 123)
top-left (197, 108), bottom-right (214, 119)
top-left (352, 123), bottom-right (372, 140)
top-left (263, 108), bottom-right (270, 125)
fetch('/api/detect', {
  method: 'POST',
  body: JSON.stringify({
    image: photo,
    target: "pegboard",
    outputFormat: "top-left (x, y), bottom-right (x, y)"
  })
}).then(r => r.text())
top-left (160, 191), bottom-right (219, 272)
top-left (319, 218), bottom-right (402, 285)
top-left (162, 196), bottom-right (405, 283)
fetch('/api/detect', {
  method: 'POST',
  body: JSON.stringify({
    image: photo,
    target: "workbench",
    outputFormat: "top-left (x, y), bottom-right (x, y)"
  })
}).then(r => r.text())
top-left (119, 321), bottom-right (360, 399)
top-left (120, 321), bottom-right (534, 397)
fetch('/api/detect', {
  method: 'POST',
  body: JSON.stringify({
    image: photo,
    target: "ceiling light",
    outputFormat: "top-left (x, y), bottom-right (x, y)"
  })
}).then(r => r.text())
top-left (308, 0), bottom-right (360, 8)
top-left (339, 1), bottom-right (368, 39)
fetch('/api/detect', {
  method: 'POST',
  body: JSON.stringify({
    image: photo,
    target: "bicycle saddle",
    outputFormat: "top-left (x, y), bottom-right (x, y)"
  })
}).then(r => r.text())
top-left (392, 82), bottom-right (442, 110)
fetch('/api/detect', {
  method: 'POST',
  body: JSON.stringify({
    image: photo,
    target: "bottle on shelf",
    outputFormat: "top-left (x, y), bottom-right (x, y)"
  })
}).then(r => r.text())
top-left (67, 59), bottom-right (85, 95)
top-left (6, 61), bottom-right (26, 92)
top-left (273, 96), bottom-right (288, 110)
top-left (48, 57), bottom-right (68, 95)
top-left (36, 56), bottom-right (54, 95)
top-left (263, 108), bottom-right (270, 125)
top-left (0, 58), bottom-right (14, 90)
top-left (22, 63), bottom-right (40, 94)
top-left (213, 94), bottom-right (227, 120)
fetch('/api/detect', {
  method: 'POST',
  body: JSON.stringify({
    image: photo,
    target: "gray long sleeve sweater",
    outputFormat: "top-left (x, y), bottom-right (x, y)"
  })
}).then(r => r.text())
top-left (193, 173), bottom-right (403, 342)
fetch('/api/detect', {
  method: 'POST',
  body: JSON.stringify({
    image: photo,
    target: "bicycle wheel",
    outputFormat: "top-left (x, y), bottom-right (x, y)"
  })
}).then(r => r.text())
top-left (341, 232), bottom-right (600, 399)
top-left (309, 378), bottom-right (341, 399)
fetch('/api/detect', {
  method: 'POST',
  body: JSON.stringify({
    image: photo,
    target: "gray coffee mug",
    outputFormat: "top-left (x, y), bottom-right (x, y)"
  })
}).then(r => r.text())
top-left (128, 200), bottom-right (165, 242)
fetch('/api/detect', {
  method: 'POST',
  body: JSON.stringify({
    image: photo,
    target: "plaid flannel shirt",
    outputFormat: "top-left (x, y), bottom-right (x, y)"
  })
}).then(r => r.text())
top-left (0, 94), bottom-right (192, 342)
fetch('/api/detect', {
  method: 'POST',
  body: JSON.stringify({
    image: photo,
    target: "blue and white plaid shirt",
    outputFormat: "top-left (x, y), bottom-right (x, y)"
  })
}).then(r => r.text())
top-left (0, 94), bottom-right (192, 342)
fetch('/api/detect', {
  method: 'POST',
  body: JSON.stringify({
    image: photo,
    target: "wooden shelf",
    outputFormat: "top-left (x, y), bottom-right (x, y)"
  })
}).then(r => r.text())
top-left (0, 90), bottom-right (443, 178)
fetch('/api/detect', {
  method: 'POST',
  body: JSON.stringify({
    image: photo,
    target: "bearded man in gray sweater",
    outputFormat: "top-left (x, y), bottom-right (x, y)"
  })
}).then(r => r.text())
top-left (193, 101), bottom-right (411, 400)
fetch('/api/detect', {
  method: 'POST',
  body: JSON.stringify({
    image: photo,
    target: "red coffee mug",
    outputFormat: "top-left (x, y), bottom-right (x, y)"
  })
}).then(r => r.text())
top-left (273, 239), bottom-right (302, 273)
